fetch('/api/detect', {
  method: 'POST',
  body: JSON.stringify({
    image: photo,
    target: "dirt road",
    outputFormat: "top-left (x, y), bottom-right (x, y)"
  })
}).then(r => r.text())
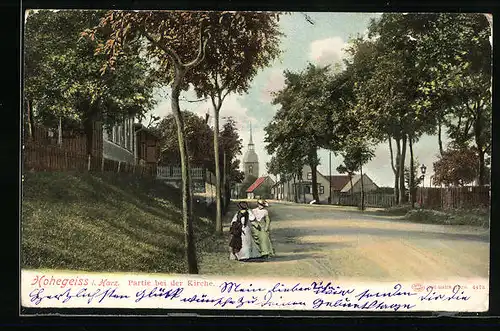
top-left (199, 201), bottom-right (489, 281)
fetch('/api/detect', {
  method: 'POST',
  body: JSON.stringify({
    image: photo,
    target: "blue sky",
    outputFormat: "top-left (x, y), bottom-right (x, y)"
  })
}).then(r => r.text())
top-left (148, 12), bottom-right (452, 187)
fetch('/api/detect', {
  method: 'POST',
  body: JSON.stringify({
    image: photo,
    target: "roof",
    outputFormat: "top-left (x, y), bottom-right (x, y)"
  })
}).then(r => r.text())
top-left (134, 123), bottom-right (160, 139)
top-left (243, 149), bottom-right (259, 163)
top-left (326, 175), bottom-right (352, 191)
top-left (339, 174), bottom-right (378, 192)
top-left (246, 176), bottom-right (267, 193)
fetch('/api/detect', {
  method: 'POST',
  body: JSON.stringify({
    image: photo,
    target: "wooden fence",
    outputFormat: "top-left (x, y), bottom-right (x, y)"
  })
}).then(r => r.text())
top-left (338, 192), bottom-right (395, 208)
top-left (23, 142), bottom-right (156, 177)
top-left (25, 123), bottom-right (103, 156)
top-left (416, 186), bottom-right (490, 210)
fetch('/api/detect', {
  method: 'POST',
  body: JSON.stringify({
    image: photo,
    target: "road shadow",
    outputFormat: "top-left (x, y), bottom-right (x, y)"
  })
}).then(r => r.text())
top-left (270, 224), bottom-right (489, 244)
top-left (241, 253), bottom-right (320, 263)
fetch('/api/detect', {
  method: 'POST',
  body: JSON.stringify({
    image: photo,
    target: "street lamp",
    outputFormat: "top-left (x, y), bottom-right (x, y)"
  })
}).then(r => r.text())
top-left (420, 164), bottom-right (427, 208)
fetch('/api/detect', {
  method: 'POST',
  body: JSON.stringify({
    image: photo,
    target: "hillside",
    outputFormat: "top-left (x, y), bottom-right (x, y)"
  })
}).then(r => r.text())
top-left (21, 172), bottom-right (220, 274)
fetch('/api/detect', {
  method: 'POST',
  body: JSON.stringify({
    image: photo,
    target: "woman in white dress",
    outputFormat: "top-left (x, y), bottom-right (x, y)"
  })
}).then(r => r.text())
top-left (229, 202), bottom-right (261, 261)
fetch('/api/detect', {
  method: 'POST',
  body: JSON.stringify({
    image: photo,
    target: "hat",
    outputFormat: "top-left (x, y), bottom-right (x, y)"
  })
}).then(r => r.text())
top-left (238, 201), bottom-right (249, 209)
top-left (257, 199), bottom-right (269, 207)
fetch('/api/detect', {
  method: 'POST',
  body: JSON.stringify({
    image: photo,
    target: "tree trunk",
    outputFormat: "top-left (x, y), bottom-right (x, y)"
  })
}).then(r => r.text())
top-left (399, 134), bottom-right (407, 204)
top-left (474, 104), bottom-right (486, 186)
top-left (302, 175), bottom-right (306, 203)
top-left (349, 175), bottom-right (354, 206)
top-left (409, 134), bottom-right (415, 208)
top-left (171, 69), bottom-right (198, 274)
top-left (26, 98), bottom-right (34, 140)
top-left (360, 165), bottom-right (365, 210)
top-left (393, 137), bottom-right (401, 205)
top-left (213, 107), bottom-right (223, 234)
top-left (293, 174), bottom-right (298, 203)
top-left (478, 150), bottom-right (485, 186)
top-left (309, 151), bottom-right (320, 202)
top-left (83, 115), bottom-right (95, 157)
top-left (58, 116), bottom-right (63, 146)
top-left (222, 149), bottom-right (227, 215)
top-left (438, 118), bottom-right (444, 157)
top-left (287, 177), bottom-right (291, 201)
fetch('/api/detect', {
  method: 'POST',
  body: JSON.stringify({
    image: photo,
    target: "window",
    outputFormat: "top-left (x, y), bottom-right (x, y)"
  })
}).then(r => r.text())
top-left (319, 185), bottom-right (324, 194)
top-left (249, 165), bottom-right (253, 175)
top-left (307, 172), bottom-right (312, 180)
top-left (304, 185), bottom-right (311, 194)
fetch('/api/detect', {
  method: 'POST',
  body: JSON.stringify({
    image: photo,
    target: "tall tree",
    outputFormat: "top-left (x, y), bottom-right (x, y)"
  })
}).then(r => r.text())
top-left (154, 111), bottom-right (214, 168)
top-left (267, 64), bottom-right (344, 203)
top-left (337, 134), bottom-right (375, 210)
top-left (433, 148), bottom-right (479, 187)
top-left (24, 10), bottom-right (156, 153)
top-left (402, 13), bottom-right (491, 185)
top-left (89, 10), bottom-right (211, 274)
top-left (187, 12), bottom-right (283, 234)
top-left (219, 117), bottom-right (244, 208)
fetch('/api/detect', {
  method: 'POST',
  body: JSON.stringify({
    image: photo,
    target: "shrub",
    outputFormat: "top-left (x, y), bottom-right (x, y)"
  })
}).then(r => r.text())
top-left (379, 204), bottom-right (413, 216)
top-left (405, 208), bottom-right (489, 228)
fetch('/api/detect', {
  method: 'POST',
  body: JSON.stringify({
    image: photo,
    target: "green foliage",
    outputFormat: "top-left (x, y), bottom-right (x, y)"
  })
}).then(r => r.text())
top-left (188, 12), bottom-right (283, 102)
top-left (404, 160), bottom-right (424, 191)
top-left (155, 111), bottom-right (214, 167)
top-left (153, 112), bottom-right (244, 185)
top-left (405, 208), bottom-right (489, 228)
top-left (220, 116), bottom-right (245, 184)
top-left (378, 204), bottom-right (413, 216)
top-left (24, 10), bottom-right (156, 129)
top-left (337, 136), bottom-right (375, 175)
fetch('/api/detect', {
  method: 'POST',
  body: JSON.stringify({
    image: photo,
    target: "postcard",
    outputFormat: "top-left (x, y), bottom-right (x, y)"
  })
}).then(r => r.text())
top-left (21, 9), bottom-right (492, 314)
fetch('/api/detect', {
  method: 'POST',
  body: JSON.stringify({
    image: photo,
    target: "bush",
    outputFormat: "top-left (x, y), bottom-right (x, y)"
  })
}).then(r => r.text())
top-left (378, 204), bottom-right (413, 216)
top-left (405, 208), bottom-right (489, 228)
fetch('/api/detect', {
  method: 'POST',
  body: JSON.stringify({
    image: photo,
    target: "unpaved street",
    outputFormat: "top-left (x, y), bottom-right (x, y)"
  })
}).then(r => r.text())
top-left (199, 201), bottom-right (489, 281)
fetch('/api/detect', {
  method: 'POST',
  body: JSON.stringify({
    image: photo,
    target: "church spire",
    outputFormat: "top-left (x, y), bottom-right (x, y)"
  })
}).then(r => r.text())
top-left (249, 123), bottom-right (254, 145)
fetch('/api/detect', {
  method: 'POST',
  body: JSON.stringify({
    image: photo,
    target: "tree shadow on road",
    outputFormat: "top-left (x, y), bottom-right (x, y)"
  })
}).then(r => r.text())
top-left (270, 224), bottom-right (489, 244)
top-left (245, 253), bottom-right (320, 262)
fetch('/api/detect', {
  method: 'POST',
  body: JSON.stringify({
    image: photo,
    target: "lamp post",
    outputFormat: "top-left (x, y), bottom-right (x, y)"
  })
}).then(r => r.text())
top-left (420, 164), bottom-right (427, 208)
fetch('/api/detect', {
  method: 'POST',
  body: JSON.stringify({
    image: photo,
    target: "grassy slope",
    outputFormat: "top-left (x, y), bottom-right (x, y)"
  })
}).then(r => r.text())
top-left (21, 172), bottom-right (220, 274)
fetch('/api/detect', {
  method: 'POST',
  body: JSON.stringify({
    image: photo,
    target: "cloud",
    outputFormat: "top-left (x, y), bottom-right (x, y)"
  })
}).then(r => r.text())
top-left (309, 37), bottom-right (347, 67)
top-left (260, 69), bottom-right (286, 103)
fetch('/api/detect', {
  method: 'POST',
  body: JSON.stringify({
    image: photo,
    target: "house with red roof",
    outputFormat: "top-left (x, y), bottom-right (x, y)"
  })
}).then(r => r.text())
top-left (246, 176), bottom-right (275, 199)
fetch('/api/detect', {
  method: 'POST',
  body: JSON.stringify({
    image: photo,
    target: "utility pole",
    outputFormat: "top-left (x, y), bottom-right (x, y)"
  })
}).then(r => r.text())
top-left (329, 151), bottom-right (332, 204)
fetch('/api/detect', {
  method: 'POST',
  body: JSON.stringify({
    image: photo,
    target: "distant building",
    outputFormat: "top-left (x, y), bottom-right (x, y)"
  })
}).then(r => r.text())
top-left (102, 118), bottom-right (160, 169)
top-left (271, 165), bottom-right (378, 204)
top-left (326, 173), bottom-right (379, 204)
top-left (242, 125), bottom-right (259, 181)
top-left (246, 176), bottom-right (275, 200)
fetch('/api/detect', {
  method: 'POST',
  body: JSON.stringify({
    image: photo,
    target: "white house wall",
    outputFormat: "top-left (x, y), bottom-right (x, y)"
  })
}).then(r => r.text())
top-left (273, 165), bottom-right (330, 204)
top-left (102, 117), bottom-right (136, 164)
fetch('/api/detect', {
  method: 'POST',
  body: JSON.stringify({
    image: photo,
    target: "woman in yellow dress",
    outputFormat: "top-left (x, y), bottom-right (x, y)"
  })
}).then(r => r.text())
top-left (251, 199), bottom-right (275, 258)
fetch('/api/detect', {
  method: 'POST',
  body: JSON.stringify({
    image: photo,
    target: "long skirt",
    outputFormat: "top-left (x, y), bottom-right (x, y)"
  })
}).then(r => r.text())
top-left (251, 224), bottom-right (274, 256)
top-left (229, 225), bottom-right (261, 261)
